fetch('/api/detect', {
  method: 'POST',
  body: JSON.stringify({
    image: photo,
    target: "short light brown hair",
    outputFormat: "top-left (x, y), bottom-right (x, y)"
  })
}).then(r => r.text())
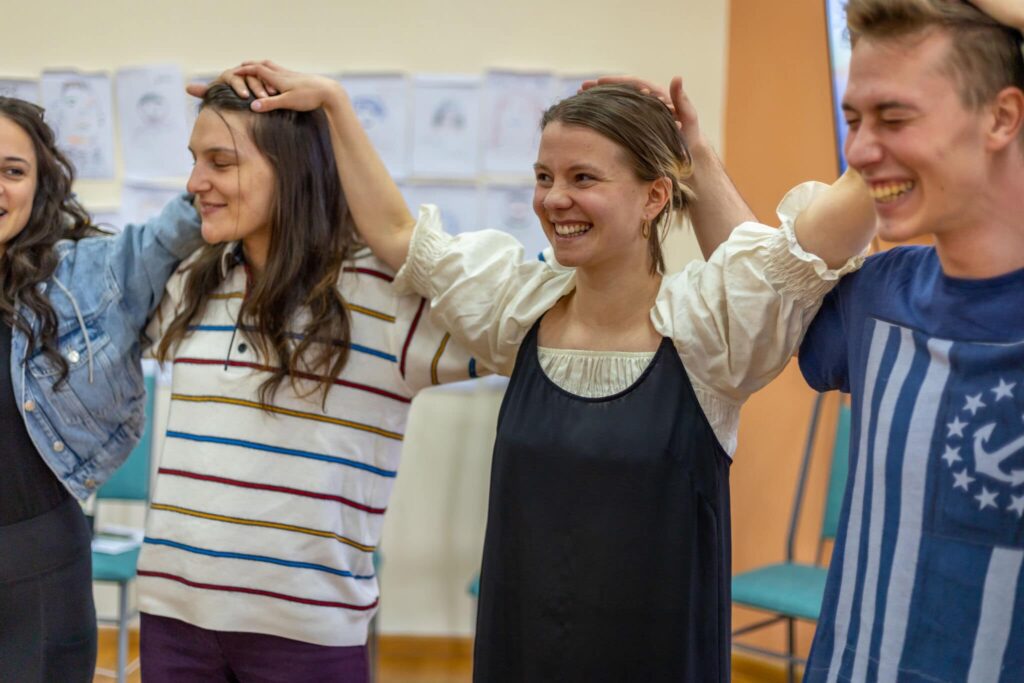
top-left (845, 0), bottom-right (1024, 109)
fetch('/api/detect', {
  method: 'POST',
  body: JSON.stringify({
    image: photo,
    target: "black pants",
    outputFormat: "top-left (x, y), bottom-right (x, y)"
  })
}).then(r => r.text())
top-left (0, 497), bottom-right (97, 683)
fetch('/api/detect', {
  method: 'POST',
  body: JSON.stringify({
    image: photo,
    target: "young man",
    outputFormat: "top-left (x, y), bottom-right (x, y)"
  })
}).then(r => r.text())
top-left (797, 1), bottom-right (1024, 680)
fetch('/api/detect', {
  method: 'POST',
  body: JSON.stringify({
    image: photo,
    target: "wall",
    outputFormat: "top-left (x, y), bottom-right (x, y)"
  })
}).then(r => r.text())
top-left (725, 0), bottom-right (843, 656)
top-left (10, 0), bottom-right (731, 636)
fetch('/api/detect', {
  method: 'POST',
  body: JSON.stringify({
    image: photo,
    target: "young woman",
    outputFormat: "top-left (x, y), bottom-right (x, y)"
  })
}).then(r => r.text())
top-left (0, 97), bottom-right (201, 681)
top-left (135, 83), bottom-right (479, 682)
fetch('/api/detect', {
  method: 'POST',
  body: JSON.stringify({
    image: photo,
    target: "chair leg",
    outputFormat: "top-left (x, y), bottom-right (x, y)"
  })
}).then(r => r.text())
top-left (787, 617), bottom-right (796, 683)
top-left (117, 582), bottom-right (129, 683)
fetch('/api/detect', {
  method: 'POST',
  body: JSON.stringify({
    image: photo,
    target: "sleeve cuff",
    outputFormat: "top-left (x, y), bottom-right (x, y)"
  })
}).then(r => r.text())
top-left (764, 181), bottom-right (866, 303)
top-left (393, 204), bottom-right (454, 298)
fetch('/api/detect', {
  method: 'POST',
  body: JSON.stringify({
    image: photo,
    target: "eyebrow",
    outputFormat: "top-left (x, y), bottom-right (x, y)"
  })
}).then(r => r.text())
top-left (1, 155), bottom-right (31, 164)
top-left (188, 146), bottom-right (239, 156)
top-left (533, 161), bottom-right (603, 174)
top-left (842, 100), bottom-right (917, 114)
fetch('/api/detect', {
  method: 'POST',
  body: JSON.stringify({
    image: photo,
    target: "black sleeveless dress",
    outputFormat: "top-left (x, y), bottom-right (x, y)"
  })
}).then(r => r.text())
top-left (473, 320), bottom-right (732, 682)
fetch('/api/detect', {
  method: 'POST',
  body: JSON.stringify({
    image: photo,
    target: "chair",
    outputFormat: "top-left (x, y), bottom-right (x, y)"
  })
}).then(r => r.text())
top-left (92, 371), bottom-right (157, 683)
top-left (731, 392), bottom-right (851, 683)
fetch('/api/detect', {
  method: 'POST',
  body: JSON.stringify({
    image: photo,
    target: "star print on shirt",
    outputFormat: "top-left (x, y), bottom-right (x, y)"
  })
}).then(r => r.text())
top-left (941, 446), bottom-right (962, 467)
top-left (975, 487), bottom-right (999, 511)
top-left (964, 393), bottom-right (986, 416)
top-left (947, 416), bottom-right (967, 438)
top-left (953, 469), bottom-right (975, 492)
top-left (1008, 494), bottom-right (1024, 518)
top-left (992, 378), bottom-right (1016, 402)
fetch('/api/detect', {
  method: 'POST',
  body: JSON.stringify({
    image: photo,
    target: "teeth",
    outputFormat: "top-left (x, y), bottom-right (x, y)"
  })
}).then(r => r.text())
top-left (554, 222), bottom-right (591, 236)
top-left (870, 181), bottom-right (915, 203)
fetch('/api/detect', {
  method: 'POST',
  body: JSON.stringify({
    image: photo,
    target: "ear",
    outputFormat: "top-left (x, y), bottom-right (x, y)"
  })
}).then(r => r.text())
top-left (986, 86), bottom-right (1024, 152)
top-left (643, 176), bottom-right (673, 220)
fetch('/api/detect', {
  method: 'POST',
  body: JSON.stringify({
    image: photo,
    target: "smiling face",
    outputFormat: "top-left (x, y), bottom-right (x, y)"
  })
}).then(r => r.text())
top-left (0, 115), bottom-right (38, 259)
top-left (187, 108), bottom-right (275, 269)
top-left (532, 122), bottom-right (663, 272)
top-left (842, 29), bottom-right (992, 243)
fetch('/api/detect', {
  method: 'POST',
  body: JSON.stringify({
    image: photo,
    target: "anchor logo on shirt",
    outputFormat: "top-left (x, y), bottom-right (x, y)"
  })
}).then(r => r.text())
top-left (942, 376), bottom-right (1024, 518)
top-left (972, 423), bottom-right (1024, 487)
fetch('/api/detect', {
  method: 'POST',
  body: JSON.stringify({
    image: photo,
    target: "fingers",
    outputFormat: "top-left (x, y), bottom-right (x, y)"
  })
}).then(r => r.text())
top-left (250, 92), bottom-right (299, 113)
top-left (185, 83), bottom-right (207, 98)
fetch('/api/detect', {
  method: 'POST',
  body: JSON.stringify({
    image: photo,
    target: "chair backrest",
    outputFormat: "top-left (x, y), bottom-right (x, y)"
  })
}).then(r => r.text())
top-left (95, 371), bottom-right (156, 502)
top-left (820, 401), bottom-right (851, 542)
top-left (785, 392), bottom-right (852, 563)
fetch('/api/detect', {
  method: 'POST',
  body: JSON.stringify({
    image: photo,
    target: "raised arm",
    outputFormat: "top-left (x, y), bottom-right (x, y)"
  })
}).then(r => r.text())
top-left (792, 168), bottom-right (875, 268)
top-left (189, 62), bottom-right (414, 271)
top-left (585, 76), bottom-right (756, 259)
top-left (971, 0), bottom-right (1024, 31)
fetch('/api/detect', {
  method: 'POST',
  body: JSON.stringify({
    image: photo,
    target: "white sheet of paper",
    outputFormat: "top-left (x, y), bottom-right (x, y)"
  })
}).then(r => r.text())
top-left (0, 79), bottom-right (40, 104)
top-left (400, 184), bottom-right (481, 235)
top-left (116, 66), bottom-right (192, 179)
top-left (120, 180), bottom-right (182, 226)
top-left (482, 71), bottom-right (555, 176)
top-left (411, 75), bottom-right (481, 179)
top-left (484, 184), bottom-right (547, 262)
top-left (185, 73), bottom-right (218, 133)
top-left (40, 71), bottom-right (116, 179)
top-left (338, 73), bottom-right (411, 180)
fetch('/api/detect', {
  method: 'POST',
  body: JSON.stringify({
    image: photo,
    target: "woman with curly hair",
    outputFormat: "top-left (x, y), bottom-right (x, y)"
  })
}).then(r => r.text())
top-left (0, 97), bottom-right (201, 681)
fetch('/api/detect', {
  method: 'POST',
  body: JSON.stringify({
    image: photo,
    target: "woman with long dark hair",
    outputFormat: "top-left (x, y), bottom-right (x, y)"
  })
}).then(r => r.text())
top-left (0, 97), bottom-right (201, 681)
top-left (135, 83), bottom-right (478, 682)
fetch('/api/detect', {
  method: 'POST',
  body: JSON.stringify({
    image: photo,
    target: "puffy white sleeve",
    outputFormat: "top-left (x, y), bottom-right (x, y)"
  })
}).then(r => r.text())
top-left (652, 181), bottom-right (865, 454)
top-left (394, 205), bottom-right (575, 375)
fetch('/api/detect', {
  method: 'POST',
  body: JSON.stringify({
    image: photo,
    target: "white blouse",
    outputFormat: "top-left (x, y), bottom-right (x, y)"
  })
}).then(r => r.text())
top-left (395, 181), bottom-right (862, 456)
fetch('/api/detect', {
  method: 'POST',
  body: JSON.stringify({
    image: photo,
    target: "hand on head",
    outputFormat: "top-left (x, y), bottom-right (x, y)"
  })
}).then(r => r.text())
top-left (580, 76), bottom-right (704, 147)
top-left (186, 61), bottom-right (342, 114)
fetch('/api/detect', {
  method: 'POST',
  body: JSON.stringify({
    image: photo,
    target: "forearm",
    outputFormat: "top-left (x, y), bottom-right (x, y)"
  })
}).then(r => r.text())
top-left (321, 87), bottom-right (414, 271)
top-left (687, 138), bottom-right (756, 259)
top-left (793, 169), bottom-right (875, 269)
top-left (971, 0), bottom-right (1024, 31)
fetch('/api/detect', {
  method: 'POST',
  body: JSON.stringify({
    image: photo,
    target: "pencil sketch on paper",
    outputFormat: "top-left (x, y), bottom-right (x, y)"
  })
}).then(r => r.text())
top-left (339, 74), bottom-right (410, 179)
top-left (411, 76), bottom-right (480, 178)
top-left (482, 71), bottom-right (555, 175)
top-left (0, 79), bottom-right (40, 105)
top-left (117, 66), bottom-right (191, 178)
top-left (40, 72), bottom-right (116, 179)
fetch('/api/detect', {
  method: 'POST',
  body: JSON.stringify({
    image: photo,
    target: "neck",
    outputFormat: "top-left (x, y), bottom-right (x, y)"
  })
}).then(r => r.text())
top-left (935, 160), bottom-right (1024, 278)
top-left (242, 236), bottom-right (268, 276)
top-left (569, 257), bottom-right (662, 332)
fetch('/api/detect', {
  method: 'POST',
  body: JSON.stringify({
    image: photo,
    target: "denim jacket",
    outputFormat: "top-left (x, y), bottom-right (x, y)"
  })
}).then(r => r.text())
top-left (9, 195), bottom-right (201, 500)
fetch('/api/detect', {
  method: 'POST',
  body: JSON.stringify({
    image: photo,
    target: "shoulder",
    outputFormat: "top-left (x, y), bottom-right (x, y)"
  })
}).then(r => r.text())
top-left (835, 245), bottom-right (935, 294)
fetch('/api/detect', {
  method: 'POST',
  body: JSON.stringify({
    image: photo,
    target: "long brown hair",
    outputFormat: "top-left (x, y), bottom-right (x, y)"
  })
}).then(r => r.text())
top-left (155, 84), bottom-right (359, 406)
top-left (540, 85), bottom-right (696, 275)
top-left (0, 97), bottom-right (103, 385)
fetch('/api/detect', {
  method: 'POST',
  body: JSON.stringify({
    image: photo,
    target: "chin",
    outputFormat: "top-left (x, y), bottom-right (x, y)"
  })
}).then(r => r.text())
top-left (200, 223), bottom-right (229, 245)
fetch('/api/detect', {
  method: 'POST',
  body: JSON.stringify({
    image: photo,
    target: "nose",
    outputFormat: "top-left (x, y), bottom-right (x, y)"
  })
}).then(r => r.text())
top-left (541, 183), bottom-right (572, 212)
top-left (844, 123), bottom-right (883, 171)
top-left (186, 163), bottom-right (209, 195)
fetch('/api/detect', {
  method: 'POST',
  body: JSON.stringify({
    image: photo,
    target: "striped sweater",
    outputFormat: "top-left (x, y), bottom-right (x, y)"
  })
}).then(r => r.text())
top-left (137, 245), bottom-right (478, 646)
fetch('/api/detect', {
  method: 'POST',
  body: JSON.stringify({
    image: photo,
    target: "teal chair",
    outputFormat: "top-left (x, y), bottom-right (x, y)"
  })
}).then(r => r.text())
top-left (92, 371), bottom-right (157, 683)
top-left (731, 392), bottom-right (851, 683)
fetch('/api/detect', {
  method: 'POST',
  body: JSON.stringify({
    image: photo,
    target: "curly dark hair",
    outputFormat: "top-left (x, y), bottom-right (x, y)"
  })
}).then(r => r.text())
top-left (0, 97), bottom-right (103, 385)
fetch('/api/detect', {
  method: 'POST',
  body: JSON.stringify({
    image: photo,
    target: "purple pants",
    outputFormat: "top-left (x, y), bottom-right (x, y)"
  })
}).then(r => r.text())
top-left (140, 612), bottom-right (369, 682)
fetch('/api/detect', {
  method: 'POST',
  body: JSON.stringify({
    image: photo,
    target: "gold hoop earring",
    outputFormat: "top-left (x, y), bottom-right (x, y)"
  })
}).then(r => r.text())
top-left (641, 219), bottom-right (652, 240)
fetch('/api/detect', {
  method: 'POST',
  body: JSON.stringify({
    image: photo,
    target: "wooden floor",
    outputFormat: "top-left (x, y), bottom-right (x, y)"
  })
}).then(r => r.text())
top-left (94, 627), bottom-right (792, 682)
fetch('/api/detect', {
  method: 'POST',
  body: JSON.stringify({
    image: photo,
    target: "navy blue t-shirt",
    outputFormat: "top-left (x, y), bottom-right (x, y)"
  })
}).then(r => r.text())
top-left (800, 246), bottom-right (1024, 683)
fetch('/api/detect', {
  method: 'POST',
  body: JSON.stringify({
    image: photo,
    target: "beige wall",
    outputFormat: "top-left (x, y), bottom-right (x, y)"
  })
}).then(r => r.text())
top-left (18, 0), bottom-right (731, 636)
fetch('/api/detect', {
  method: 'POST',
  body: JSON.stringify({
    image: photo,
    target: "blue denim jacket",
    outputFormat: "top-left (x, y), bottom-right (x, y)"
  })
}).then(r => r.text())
top-left (9, 195), bottom-right (201, 500)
